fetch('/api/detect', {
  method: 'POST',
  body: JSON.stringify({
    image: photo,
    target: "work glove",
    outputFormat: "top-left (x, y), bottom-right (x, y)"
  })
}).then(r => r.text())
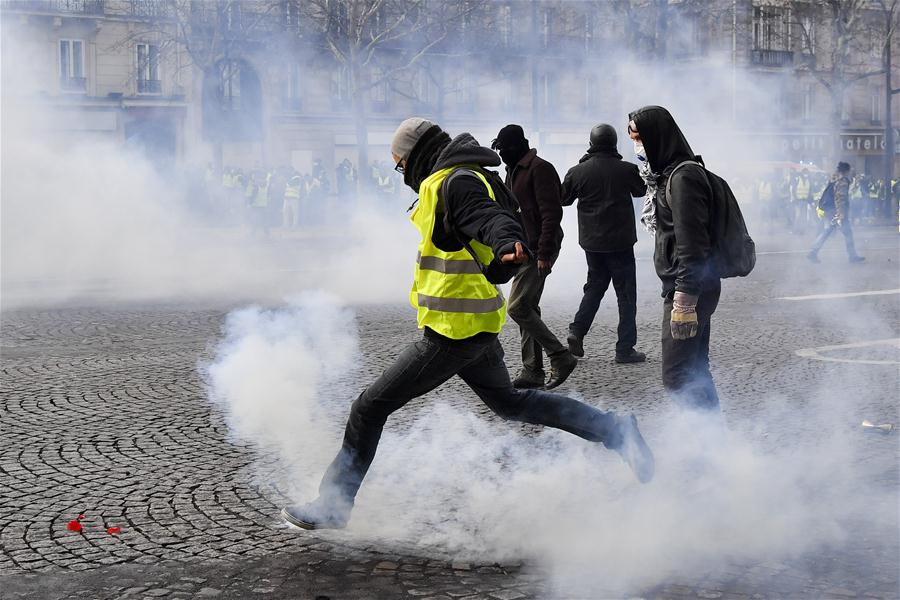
top-left (670, 291), bottom-right (699, 340)
top-left (816, 207), bottom-right (826, 220)
top-left (538, 259), bottom-right (553, 278)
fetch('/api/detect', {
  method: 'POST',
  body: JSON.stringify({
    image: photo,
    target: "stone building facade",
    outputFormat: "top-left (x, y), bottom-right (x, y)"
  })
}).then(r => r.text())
top-left (3, 0), bottom-right (897, 183)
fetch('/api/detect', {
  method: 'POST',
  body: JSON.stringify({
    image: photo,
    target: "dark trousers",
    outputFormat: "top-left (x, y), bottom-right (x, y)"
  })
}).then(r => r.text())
top-left (318, 332), bottom-right (622, 507)
top-left (661, 286), bottom-right (721, 412)
top-left (507, 261), bottom-right (566, 373)
top-left (569, 248), bottom-right (638, 355)
top-left (811, 218), bottom-right (858, 258)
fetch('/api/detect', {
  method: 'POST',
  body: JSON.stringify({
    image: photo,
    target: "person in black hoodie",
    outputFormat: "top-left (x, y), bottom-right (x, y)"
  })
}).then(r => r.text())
top-left (561, 124), bottom-right (647, 363)
top-left (627, 106), bottom-right (721, 412)
top-left (280, 118), bottom-right (655, 531)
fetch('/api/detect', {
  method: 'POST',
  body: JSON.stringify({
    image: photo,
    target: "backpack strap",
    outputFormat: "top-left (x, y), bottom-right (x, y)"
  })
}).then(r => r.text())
top-left (664, 160), bottom-right (705, 205)
top-left (439, 167), bottom-right (493, 278)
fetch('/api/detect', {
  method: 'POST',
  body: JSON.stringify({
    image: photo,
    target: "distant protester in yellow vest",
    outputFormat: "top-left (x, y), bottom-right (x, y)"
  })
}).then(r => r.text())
top-left (281, 117), bottom-right (656, 532)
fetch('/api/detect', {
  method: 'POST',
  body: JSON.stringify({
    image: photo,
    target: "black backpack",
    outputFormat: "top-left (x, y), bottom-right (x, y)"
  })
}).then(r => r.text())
top-left (439, 166), bottom-right (525, 283)
top-left (666, 161), bottom-right (756, 279)
top-left (817, 181), bottom-right (835, 211)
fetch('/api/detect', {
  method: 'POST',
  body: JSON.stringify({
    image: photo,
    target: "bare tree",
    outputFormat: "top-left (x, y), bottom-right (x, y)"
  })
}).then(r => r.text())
top-left (299, 0), bottom-right (475, 189)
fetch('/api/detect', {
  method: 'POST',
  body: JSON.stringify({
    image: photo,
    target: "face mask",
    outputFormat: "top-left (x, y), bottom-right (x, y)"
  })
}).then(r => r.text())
top-left (633, 141), bottom-right (646, 163)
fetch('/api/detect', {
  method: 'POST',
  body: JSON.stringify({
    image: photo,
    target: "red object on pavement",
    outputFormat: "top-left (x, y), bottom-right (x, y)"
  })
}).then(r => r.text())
top-left (106, 527), bottom-right (121, 534)
top-left (66, 520), bottom-right (82, 532)
top-left (78, 514), bottom-right (85, 520)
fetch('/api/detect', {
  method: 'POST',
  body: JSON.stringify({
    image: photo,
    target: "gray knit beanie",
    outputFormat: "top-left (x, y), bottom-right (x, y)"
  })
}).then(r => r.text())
top-left (391, 117), bottom-right (436, 161)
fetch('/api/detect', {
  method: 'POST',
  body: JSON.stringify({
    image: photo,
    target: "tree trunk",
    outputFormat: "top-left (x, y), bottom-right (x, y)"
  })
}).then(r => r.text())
top-left (884, 27), bottom-right (895, 218)
top-left (350, 58), bottom-right (371, 198)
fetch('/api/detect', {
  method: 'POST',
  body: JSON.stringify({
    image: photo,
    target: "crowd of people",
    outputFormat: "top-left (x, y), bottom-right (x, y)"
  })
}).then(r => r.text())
top-left (200, 157), bottom-right (406, 234)
top-left (734, 168), bottom-right (899, 235)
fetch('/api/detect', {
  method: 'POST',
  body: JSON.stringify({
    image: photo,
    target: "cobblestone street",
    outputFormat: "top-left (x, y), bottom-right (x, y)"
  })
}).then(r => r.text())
top-left (2, 229), bottom-right (898, 600)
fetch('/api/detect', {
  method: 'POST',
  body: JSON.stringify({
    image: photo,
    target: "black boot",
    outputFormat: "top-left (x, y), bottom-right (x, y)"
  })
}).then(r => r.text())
top-left (281, 497), bottom-right (350, 530)
top-left (567, 332), bottom-right (584, 358)
top-left (613, 414), bottom-right (655, 484)
top-left (545, 351), bottom-right (577, 389)
top-left (615, 349), bottom-right (646, 364)
top-left (512, 368), bottom-right (546, 389)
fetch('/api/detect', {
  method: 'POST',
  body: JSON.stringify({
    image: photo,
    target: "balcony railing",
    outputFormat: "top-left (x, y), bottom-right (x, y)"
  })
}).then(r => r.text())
top-left (5, 0), bottom-right (104, 14)
top-left (137, 79), bottom-right (162, 94)
top-left (60, 76), bottom-right (87, 92)
top-left (751, 49), bottom-right (794, 68)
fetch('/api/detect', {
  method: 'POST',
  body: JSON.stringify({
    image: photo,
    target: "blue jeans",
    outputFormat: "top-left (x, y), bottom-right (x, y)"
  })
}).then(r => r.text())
top-left (318, 330), bottom-right (622, 507)
top-left (811, 218), bottom-right (858, 258)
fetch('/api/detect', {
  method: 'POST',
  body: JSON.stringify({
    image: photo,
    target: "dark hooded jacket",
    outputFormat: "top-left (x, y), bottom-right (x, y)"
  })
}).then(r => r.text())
top-left (407, 131), bottom-right (528, 284)
top-left (629, 106), bottom-right (718, 297)
top-left (561, 148), bottom-right (646, 252)
top-left (504, 149), bottom-right (564, 261)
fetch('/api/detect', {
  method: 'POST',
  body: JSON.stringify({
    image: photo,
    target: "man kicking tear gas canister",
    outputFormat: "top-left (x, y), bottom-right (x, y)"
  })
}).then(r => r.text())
top-left (281, 117), bottom-right (655, 531)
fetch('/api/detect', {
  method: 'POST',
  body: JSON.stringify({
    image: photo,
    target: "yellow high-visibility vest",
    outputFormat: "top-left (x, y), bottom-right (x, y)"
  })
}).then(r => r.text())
top-left (409, 166), bottom-right (506, 339)
top-left (284, 177), bottom-right (302, 199)
top-left (795, 178), bottom-right (810, 201)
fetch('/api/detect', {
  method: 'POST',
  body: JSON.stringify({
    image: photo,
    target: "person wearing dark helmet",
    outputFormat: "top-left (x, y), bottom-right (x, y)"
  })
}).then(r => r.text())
top-left (627, 106), bottom-right (721, 412)
top-left (561, 124), bottom-right (647, 363)
top-left (279, 117), bottom-right (655, 532)
top-left (492, 124), bottom-right (576, 390)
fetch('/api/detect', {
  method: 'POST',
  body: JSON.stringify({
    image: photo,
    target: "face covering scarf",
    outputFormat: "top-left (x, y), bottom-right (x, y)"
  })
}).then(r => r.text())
top-left (634, 142), bottom-right (659, 234)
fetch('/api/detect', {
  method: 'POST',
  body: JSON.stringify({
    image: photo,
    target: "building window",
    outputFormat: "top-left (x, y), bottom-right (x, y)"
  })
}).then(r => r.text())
top-left (871, 88), bottom-right (883, 123)
top-left (583, 10), bottom-right (594, 52)
top-left (799, 15), bottom-right (815, 54)
top-left (283, 0), bottom-right (301, 31)
top-left (59, 39), bottom-right (85, 93)
top-left (802, 84), bottom-right (814, 121)
top-left (220, 60), bottom-right (241, 110)
top-left (498, 4), bottom-right (511, 47)
top-left (371, 67), bottom-right (388, 105)
top-left (283, 63), bottom-right (302, 110)
top-left (501, 77), bottom-right (515, 110)
top-left (540, 73), bottom-right (554, 111)
top-left (224, 3), bottom-right (241, 31)
top-left (752, 5), bottom-right (789, 51)
top-left (136, 43), bottom-right (161, 94)
top-left (541, 8), bottom-right (552, 48)
top-left (330, 65), bottom-right (351, 105)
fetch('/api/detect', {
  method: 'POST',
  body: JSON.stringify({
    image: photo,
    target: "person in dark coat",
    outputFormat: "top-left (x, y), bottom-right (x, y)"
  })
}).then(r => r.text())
top-left (492, 124), bottom-right (576, 390)
top-left (627, 106), bottom-right (720, 412)
top-left (561, 124), bottom-right (647, 363)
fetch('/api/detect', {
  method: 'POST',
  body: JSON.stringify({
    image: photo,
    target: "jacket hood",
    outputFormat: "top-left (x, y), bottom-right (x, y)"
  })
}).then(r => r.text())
top-left (433, 133), bottom-right (502, 172)
top-left (628, 105), bottom-right (694, 174)
top-left (580, 148), bottom-right (622, 163)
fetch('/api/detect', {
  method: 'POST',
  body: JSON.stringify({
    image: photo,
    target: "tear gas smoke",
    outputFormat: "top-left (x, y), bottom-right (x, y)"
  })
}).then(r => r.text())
top-left (204, 295), bottom-right (897, 596)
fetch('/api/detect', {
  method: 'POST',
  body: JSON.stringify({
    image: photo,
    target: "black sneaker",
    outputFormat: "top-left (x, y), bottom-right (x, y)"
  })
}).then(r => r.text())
top-left (567, 332), bottom-right (584, 358)
top-left (512, 369), bottom-right (546, 389)
top-left (545, 351), bottom-right (577, 389)
top-left (806, 252), bottom-right (820, 263)
top-left (849, 255), bottom-right (865, 263)
top-left (615, 349), bottom-right (646, 364)
top-left (614, 414), bottom-right (655, 484)
top-left (281, 499), bottom-right (349, 530)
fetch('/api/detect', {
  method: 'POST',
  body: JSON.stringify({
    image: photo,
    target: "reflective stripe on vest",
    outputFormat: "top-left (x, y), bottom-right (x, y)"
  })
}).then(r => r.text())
top-left (416, 293), bottom-right (504, 313)
top-left (416, 252), bottom-right (483, 275)
top-left (409, 165), bottom-right (506, 339)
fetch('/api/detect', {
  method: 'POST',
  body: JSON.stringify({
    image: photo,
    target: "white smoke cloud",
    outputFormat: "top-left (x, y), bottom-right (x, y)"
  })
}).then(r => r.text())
top-left (203, 295), bottom-right (897, 597)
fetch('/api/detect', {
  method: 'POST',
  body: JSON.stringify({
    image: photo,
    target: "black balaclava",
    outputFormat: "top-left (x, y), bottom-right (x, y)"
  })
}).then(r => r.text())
top-left (403, 124), bottom-right (452, 191)
top-left (627, 105), bottom-right (695, 175)
top-left (491, 124), bottom-right (530, 168)
top-left (589, 124), bottom-right (617, 152)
